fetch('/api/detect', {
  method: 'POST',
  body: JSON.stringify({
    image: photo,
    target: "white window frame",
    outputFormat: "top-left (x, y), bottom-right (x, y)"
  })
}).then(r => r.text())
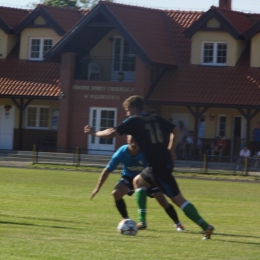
top-left (29, 38), bottom-right (53, 61)
top-left (201, 41), bottom-right (227, 66)
top-left (88, 107), bottom-right (117, 155)
top-left (25, 106), bottom-right (50, 129)
top-left (111, 37), bottom-right (135, 81)
top-left (218, 115), bottom-right (227, 138)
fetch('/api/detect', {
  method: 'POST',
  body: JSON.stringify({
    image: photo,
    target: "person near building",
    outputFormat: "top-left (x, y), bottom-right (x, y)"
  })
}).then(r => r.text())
top-left (207, 136), bottom-right (219, 156)
top-left (89, 135), bottom-right (185, 231)
top-left (182, 130), bottom-right (203, 160)
top-left (236, 145), bottom-right (251, 170)
top-left (84, 95), bottom-right (214, 240)
top-left (211, 135), bottom-right (226, 161)
top-left (176, 121), bottom-right (187, 159)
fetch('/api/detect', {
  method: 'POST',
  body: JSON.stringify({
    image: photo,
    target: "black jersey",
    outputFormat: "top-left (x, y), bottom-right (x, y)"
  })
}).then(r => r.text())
top-left (115, 113), bottom-right (175, 169)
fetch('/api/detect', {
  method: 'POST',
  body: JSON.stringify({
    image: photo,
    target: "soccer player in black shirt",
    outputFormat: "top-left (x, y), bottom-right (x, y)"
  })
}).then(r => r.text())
top-left (84, 95), bottom-right (214, 240)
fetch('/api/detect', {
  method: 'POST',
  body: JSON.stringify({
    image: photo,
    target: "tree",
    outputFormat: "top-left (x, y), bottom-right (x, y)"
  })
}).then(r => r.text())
top-left (27, 0), bottom-right (113, 9)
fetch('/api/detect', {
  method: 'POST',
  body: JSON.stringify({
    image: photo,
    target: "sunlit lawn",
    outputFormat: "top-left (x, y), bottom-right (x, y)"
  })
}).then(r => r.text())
top-left (0, 167), bottom-right (260, 260)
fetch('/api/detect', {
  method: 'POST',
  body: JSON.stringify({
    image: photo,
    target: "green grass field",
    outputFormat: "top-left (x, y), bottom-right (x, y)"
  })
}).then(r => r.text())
top-left (0, 167), bottom-right (260, 260)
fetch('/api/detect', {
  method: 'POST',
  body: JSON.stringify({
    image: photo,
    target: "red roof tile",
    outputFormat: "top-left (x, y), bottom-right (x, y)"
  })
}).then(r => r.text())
top-left (0, 44), bottom-right (60, 97)
top-left (147, 8), bottom-right (260, 107)
top-left (165, 11), bottom-right (203, 66)
top-left (0, 6), bottom-right (29, 29)
top-left (105, 2), bottom-right (178, 66)
top-left (247, 13), bottom-right (260, 27)
top-left (218, 8), bottom-right (252, 34)
top-left (148, 46), bottom-right (260, 107)
top-left (40, 5), bottom-right (89, 32)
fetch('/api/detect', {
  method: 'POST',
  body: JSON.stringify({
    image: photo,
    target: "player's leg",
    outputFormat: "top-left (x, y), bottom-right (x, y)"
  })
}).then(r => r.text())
top-left (151, 190), bottom-right (185, 231)
top-left (153, 169), bottom-right (214, 239)
top-left (171, 193), bottom-right (209, 229)
top-left (133, 169), bottom-right (152, 229)
top-left (112, 177), bottom-right (134, 219)
top-left (171, 192), bottom-right (214, 239)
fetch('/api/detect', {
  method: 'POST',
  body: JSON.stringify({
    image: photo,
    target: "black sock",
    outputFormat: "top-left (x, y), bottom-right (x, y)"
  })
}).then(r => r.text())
top-left (115, 198), bottom-right (129, 219)
top-left (165, 204), bottom-right (179, 224)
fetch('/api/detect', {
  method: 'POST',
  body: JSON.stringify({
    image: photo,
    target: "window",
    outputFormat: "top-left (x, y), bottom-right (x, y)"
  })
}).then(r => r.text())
top-left (111, 37), bottom-right (135, 81)
top-left (218, 115), bottom-right (226, 137)
top-left (90, 109), bottom-right (115, 145)
top-left (88, 107), bottom-right (117, 155)
top-left (26, 106), bottom-right (49, 129)
top-left (202, 42), bottom-right (227, 65)
top-left (29, 38), bottom-right (53, 60)
top-left (113, 38), bottom-right (135, 72)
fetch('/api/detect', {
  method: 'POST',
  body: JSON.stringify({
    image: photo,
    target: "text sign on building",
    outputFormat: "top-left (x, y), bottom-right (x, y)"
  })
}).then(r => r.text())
top-left (72, 85), bottom-right (135, 100)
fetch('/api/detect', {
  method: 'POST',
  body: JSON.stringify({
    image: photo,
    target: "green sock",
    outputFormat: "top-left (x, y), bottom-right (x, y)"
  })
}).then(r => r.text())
top-left (181, 201), bottom-right (209, 231)
top-left (135, 187), bottom-right (147, 223)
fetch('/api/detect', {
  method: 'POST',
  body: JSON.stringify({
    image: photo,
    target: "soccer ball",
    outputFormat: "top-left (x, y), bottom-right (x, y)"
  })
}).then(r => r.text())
top-left (117, 219), bottom-right (138, 236)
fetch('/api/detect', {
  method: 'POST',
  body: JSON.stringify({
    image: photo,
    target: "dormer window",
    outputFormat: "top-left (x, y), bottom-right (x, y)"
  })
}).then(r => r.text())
top-left (29, 38), bottom-right (53, 60)
top-left (202, 42), bottom-right (227, 66)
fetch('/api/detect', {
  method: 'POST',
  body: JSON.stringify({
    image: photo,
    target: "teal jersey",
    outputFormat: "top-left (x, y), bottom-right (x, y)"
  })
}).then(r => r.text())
top-left (106, 145), bottom-right (148, 177)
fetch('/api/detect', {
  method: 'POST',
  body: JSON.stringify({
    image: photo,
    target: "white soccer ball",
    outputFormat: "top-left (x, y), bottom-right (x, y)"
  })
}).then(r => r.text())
top-left (117, 219), bottom-right (138, 236)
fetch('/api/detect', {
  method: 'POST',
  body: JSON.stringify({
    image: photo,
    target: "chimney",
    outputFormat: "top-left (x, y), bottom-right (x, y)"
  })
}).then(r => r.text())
top-left (219, 0), bottom-right (232, 10)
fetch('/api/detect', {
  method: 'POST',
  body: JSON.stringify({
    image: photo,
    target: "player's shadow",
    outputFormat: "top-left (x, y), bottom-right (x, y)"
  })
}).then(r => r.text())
top-left (0, 220), bottom-right (83, 230)
top-left (172, 230), bottom-right (260, 244)
top-left (216, 239), bottom-right (260, 246)
top-left (215, 232), bottom-right (260, 240)
top-left (0, 213), bottom-right (85, 225)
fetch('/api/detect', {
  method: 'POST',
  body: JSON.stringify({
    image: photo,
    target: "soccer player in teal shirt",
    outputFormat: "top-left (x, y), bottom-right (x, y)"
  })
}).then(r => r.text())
top-left (89, 135), bottom-right (185, 231)
top-left (85, 95), bottom-right (214, 239)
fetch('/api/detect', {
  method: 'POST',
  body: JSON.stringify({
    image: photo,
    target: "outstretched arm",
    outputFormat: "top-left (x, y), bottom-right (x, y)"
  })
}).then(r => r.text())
top-left (89, 168), bottom-right (111, 200)
top-left (84, 125), bottom-right (118, 138)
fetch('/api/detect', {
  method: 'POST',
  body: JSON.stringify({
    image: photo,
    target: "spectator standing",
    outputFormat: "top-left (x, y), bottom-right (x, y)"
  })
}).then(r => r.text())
top-left (182, 130), bottom-right (203, 159)
top-left (182, 130), bottom-right (194, 159)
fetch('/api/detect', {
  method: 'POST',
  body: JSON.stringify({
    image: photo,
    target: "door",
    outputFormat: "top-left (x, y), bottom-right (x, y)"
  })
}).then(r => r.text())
top-left (0, 106), bottom-right (15, 149)
top-left (111, 37), bottom-right (135, 81)
top-left (88, 107), bottom-right (117, 155)
top-left (232, 116), bottom-right (242, 156)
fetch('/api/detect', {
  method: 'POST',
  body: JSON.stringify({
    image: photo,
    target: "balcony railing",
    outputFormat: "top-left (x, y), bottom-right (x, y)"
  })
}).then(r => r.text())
top-left (76, 56), bottom-right (135, 82)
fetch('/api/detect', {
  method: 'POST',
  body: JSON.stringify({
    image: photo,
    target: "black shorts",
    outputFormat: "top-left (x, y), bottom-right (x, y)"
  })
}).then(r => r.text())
top-left (116, 175), bottom-right (161, 198)
top-left (140, 167), bottom-right (180, 198)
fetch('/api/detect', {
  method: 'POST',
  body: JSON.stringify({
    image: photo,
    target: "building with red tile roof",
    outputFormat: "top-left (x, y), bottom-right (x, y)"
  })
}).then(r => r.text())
top-left (1, 0), bottom-right (260, 157)
top-left (14, 4), bottom-right (88, 35)
top-left (0, 6), bottom-right (29, 33)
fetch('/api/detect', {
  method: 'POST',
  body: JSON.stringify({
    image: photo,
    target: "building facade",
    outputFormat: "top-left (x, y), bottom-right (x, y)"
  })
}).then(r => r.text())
top-left (1, 0), bottom-right (260, 156)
